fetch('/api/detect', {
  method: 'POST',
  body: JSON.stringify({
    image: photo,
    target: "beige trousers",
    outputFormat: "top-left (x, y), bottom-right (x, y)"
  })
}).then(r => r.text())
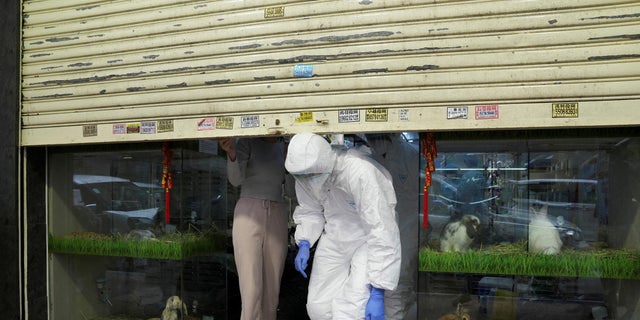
top-left (232, 197), bottom-right (289, 320)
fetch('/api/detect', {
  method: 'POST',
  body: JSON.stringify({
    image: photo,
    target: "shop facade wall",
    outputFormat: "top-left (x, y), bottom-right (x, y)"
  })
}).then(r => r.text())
top-left (0, 0), bottom-right (22, 318)
top-left (15, 1), bottom-right (640, 319)
top-left (25, 148), bottom-right (47, 320)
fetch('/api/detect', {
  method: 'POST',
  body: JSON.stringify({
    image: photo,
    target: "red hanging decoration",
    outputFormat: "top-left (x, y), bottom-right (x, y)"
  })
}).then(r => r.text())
top-left (421, 132), bottom-right (437, 229)
top-left (161, 142), bottom-right (173, 224)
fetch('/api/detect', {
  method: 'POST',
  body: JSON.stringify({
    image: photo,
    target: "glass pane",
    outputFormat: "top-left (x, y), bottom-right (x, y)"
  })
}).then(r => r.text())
top-left (418, 135), bottom-right (640, 320)
top-left (47, 141), bottom-right (230, 320)
top-left (44, 133), bottom-right (639, 320)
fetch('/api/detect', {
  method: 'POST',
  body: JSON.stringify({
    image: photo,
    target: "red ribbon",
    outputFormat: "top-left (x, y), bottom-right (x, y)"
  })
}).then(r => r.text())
top-left (161, 142), bottom-right (173, 224)
top-left (421, 132), bottom-right (437, 229)
top-left (423, 184), bottom-right (429, 229)
top-left (164, 190), bottom-right (171, 224)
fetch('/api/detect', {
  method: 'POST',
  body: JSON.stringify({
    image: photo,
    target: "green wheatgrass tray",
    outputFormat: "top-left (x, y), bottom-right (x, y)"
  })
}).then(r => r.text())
top-left (49, 231), bottom-right (225, 260)
top-left (419, 242), bottom-right (640, 280)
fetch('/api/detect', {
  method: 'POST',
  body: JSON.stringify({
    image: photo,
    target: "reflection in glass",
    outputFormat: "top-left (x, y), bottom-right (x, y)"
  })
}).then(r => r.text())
top-left (47, 141), bottom-right (231, 320)
top-left (418, 136), bottom-right (640, 320)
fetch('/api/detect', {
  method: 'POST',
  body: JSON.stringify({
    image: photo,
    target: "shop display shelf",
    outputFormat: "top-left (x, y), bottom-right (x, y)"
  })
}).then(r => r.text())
top-left (48, 231), bottom-right (225, 260)
top-left (419, 242), bottom-right (640, 280)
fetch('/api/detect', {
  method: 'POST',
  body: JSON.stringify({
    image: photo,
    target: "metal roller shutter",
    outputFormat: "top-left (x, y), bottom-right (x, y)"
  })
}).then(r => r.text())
top-left (21, 0), bottom-right (640, 145)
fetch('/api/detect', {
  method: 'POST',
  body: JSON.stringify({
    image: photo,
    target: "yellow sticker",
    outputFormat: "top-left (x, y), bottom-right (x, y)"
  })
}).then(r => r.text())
top-left (295, 112), bottom-right (314, 123)
top-left (216, 116), bottom-right (234, 129)
top-left (83, 124), bottom-right (97, 137)
top-left (157, 120), bottom-right (174, 133)
top-left (365, 108), bottom-right (388, 122)
top-left (264, 6), bottom-right (285, 18)
top-left (126, 123), bottom-right (141, 134)
top-left (552, 103), bottom-right (579, 118)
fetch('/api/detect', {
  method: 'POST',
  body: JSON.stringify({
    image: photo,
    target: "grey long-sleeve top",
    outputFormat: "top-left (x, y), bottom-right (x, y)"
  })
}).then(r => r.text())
top-left (227, 138), bottom-right (286, 202)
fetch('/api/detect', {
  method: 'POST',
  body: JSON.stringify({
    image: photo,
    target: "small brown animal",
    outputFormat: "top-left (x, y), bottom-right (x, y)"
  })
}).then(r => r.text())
top-left (439, 214), bottom-right (481, 252)
top-left (161, 295), bottom-right (188, 320)
top-left (437, 303), bottom-right (472, 320)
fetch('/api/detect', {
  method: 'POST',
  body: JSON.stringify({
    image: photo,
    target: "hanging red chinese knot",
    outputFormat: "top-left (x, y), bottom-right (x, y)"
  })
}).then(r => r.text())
top-left (161, 142), bottom-right (173, 224)
top-left (421, 132), bottom-right (437, 229)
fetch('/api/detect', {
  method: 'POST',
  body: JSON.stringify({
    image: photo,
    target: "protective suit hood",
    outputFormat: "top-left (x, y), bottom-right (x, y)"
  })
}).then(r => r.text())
top-left (285, 133), bottom-right (337, 174)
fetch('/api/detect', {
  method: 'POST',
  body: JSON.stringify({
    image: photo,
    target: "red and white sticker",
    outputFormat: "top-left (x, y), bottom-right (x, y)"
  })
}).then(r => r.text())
top-left (475, 105), bottom-right (499, 120)
top-left (197, 118), bottom-right (216, 131)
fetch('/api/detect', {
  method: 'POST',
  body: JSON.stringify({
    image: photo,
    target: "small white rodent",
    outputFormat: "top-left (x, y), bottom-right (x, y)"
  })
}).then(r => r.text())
top-left (440, 214), bottom-right (481, 252)
top-left (528, 205), bottom-right (562, 254)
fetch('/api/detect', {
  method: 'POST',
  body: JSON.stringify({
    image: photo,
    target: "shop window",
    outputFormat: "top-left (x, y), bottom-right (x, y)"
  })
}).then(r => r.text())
top-left (47, 141), bottom-right (231, 320)
top-left (44, 133), bottom-right (639, 320)
top-left (418, 135), bottom-right (640, 320)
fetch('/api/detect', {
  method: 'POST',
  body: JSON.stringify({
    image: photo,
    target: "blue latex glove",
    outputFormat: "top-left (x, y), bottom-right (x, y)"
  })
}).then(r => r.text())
top-left (295, 240), bottom-right (310, 278)
top-left (365, 286), bottom-right (385, 320)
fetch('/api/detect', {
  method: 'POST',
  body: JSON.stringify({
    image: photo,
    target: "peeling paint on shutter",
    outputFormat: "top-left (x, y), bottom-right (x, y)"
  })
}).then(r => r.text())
top-left (21, 0), bottom-right (640, 146)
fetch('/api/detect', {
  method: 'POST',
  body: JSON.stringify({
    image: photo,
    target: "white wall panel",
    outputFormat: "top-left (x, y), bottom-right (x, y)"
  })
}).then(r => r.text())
top-left (21, 0), bottom-right (640, 145)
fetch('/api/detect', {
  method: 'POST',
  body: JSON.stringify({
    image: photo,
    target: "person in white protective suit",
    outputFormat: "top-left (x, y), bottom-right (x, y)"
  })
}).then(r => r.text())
top-left (285, 132), bottom-right (401, 320)
top-left (364, 133), bottom-right (421, 320)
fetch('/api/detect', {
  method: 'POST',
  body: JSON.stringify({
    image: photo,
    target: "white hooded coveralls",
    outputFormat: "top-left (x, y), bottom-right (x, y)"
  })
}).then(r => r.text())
top-left (285, 133), bottom-right (401, 320)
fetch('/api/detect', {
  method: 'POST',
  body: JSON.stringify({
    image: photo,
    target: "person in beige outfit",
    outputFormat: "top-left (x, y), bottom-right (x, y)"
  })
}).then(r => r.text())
top-left (219, 137), bottom-right (289, 320)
